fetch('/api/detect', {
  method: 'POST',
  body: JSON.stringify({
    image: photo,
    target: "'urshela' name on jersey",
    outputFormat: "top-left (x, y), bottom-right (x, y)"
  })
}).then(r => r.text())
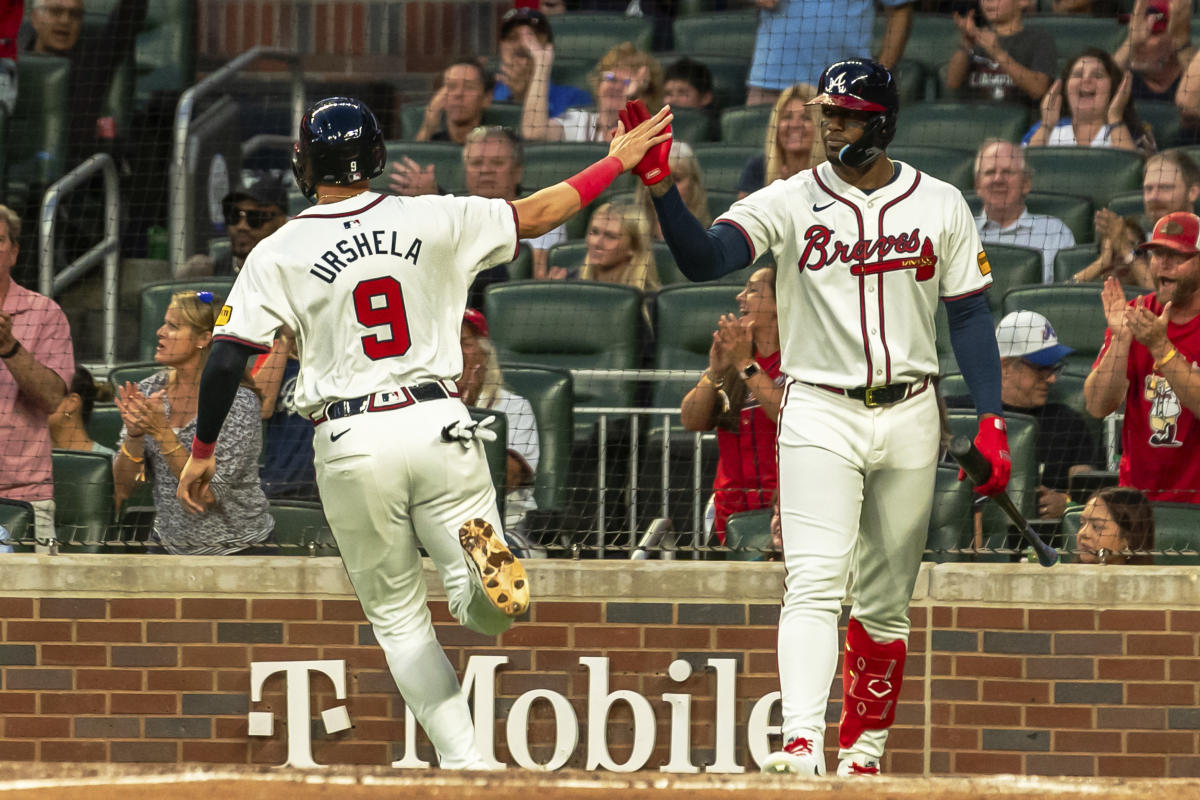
top-left (308, 230), bottom-right (423, 283)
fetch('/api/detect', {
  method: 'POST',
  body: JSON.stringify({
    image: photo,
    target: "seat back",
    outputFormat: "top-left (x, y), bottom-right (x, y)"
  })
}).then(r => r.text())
top-left (724, 508), bottom-right (774, 561)
top-left (892, 102), bottom-right (1030, 150)
top-left (880, 12), bottom-right (959, 75)
top-left (88, 403), bottom-right (126, 452)
top-left (693, 143), bottom-right (759, 194)
top-left (1001, 283), bottom-right (1144, 371)
top-left (670, 105), bottom-right (715, 145)
top-left (468, 406), bottom-right (509, 519)
top-left (503, 366), bottom-right (575, 511)
top-left (888, 145), bottom-right (975, 190)
top-left (1024, 192), bottom-right (1094, 245)
top-left (399, 103), bottom-right (524, 142)
top-left (702, 56), bottom-right (751, 109)
top-left (946, 412), bottom-right (1038, 547)
top-left (1137, 100), bottom-right (1183, 149)
top-left (672, 12), bottom-right (758, 58)
top-left (926, 465), bottom-right (975, 562)
top-left (652, 284), bottom-right (741, 409)
top-left (7, 55), bottom-right (70, 191)
top-left (523, 143), bottom-right (635, 195)
top-left (376, 140), bottom-right (465, 193)
top-left (139, 279), bottom-right (235, 361)
top-left (109, 361), bottom-right (161, 389)
top-left (548, 14), bottom-right (653, 58)
top-left (1105, 190), bottom-right (1146, 220)
top-left (89, 0), bottom-right (197, 99)
top-left (719, 105), bottom-right (772, 148)
top-left (651, 242), bottom-right (688, 287)
top-left (1052, 243), bottom-right (1100, 283)
top-left (268, 500), bottom-right (336, 556)
top-left (51, 450), bottom-right (115, 551)
top-left (1035, 15), bottom-right (1125, 69)
top-left (1150, 503), bottom-right (1200, 564)
top-left (1023, 147), bottom-right (1144, 209)
top-left (983, 243), bottom-right (1044, 314)
top-left (0, 498), bottom-right (36, 552)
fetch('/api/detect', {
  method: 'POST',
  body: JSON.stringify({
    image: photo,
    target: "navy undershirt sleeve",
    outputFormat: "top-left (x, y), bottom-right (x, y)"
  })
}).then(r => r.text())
top-left (195, 340), bottom-right (259, 444)
top-left (651, 183), bottom-right (752, 281)
top-left (944, 291), bottom-right (1003, 418)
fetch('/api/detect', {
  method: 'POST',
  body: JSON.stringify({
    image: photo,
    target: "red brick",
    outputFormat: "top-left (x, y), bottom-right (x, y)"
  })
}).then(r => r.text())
top-left (1098, 756), bottom-right (1167, 778)
top-left (1127, 634), bottom-right (1195, 656)
top-left (248, 646), bottom-right (323, 662)
top-left (909, 607), bottom-right (927, 627)
top-left (1170, 659), bottom-right (1200, 681)
top-left (931, 726), bottom-right (978, 749)
top-left (606, 649), bottom-right (675, 674)
top-left (1169, 611), bottom-right (1200, 632)
top-left (715, 627), bottom-right (776, 650)
top-left (1099, 609), bottom-right (1167, 631)
top-left (434, 624), bottom-right (498, 647)
top-left (1029, 609), bottom-right (1094, 631)
top-left (574, 626), bottom-right (640, 648)
top-left (981, 680), bottom-right (1049, 704)
top-left (953, 655), bottom-right (1023, 678)
top-left (957, 607), bottom-right (1025, 630)
top-left (500, 625), bottom-right (568, 647)
top-left (75, 621), bottom-right (142, 642)
top-left (533, 602), bottom-right (603, 623)
top-left (1054, 730), bottom-right (1122, 753)
top-left (40, 692), bottom-right (106, 714)
top-left (111, 598), bottom-right (177, 619)
top-left (0, 598), bottom-right (34, 618)
top-left (887, 727), bottom-right (925, 750)
top-left (535, 649), bottom-right (599, 672)
top-left (109, 693), bottom-right (178, 714)
top-left (320, 600), bottom-right (366, 621)
top-left (931, 606), bottom-right (952, 627)
top-left (955, 751), bottom-right (1021, 774)
top-left (0, 741), bottom-right (36, 761)
top-left (932, 679), bottom-right (978, 701)
top-left (217, 670), bottom-right (250, 693)
top-left (953, 703), bottom-right (1022, 726)
top-left (76, 669), bottom-right (143, 691)
top-left (7, 620), bottom-right (72, 641)
top-left (214, 718), bottom-right (248, 739)
top-left (181, 598), bottom-right (247, 620)
top-left (1027, 754), bottom-right (1095, 776)
top-left (181, 646), bottom-right (251, 668)
top-left (1127, 682), bottom-right (1194, 705)
top-left (286, 623), bottom-right (355, 645)
top-left (1128, 731), bottom-right (1196, 754)
top-left (0, 693), bottom-right (36, 713)
top-left (640, 627), bottom-right (712, 650)
top-left (42, 740), bottom-right (107, 762)
top-left (746, 651), bottom-right (776, 674)
top-left (1024, 657), bottom-right (1093, 680)
top-left (41, 645), bottom-right (107, 666)
top-left (182, 741), bottom-right (250, 763)
top-left (316, 647), bottom-right (387, 669)
top-left (1099, 657), bottom-right (1164, 680)
top-left (1025, 705), bottom-right (1091, 729)
top-left (886, 751), bottom-right (924, 775)
top-left (931, 653), bottom-right (954, 674)
top-left (147, 669), bottom-right (213, 691)
top-left (1098, 706), bottom-right (1165, 730)
top-left (251, 599), bottom-right (318, 620)
top-left (111, 741), bottom-right (177, 763)
top-left (6, 716), bottom-right (71, 738)
top-left (40, 598), bottom-right (106, 619)
top-left (146, 621), bottom-right (213, 643)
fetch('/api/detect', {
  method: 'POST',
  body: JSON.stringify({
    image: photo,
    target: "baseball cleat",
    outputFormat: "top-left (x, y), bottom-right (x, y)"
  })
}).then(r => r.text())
top-left (836, 756), bottom-right (880, 776)
top-left (459, 519), bottom-right (529, 617)
top-left (761, 737), bottom-right (823, 776)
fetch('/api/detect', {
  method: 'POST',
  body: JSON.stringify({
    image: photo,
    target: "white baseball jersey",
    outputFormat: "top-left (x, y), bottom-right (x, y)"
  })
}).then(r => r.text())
top-left (717, 160), bottom-right (992, 388)
top-left (214, 191), bottom-right (518, 416)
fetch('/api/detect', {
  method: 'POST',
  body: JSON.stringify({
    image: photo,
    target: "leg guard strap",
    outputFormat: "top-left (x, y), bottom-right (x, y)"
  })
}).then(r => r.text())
top-left (838, 617), bottom-right (906, 750)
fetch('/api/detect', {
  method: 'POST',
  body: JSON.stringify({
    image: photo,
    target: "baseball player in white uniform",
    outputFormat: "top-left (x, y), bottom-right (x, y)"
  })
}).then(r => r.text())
top-left (177, 97), bottom-right (671, 769)
top-left (633, 59), bottom-right (1013, 777)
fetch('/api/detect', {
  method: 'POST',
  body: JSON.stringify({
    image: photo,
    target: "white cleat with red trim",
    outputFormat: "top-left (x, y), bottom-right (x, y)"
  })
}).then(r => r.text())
top-left (761, 737), bottom-right (824, 776)
top-left (837, 756), bottom-right (880, 776)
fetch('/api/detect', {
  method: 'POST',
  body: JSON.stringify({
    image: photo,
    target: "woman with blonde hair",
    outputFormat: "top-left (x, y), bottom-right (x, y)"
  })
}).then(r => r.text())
top-left (564, 202), bottom-right (660, 292)
top-left (737, 83), bottom-right (825, 199)
top-left (637, 141), bottom-right (711, 238)
top-left (522, 40), bottom-right (663, 142)
top-left (113, 290), bottom-right (272, 554)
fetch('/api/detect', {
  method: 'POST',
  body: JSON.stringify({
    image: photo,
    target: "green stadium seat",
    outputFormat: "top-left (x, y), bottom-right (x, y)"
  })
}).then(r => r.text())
top-left (672, 13), bottom-right (758, 58)
top-left (670, 105), bottom-right (715, 145)
top-left (550, 57), bottom-right (595, 96)
top-left (376, 140), bottom-right (465, 195)
top-left (892, 59), bottom-right (928, 106)
top-left (1053, 243), bottom-right (1099, 283)
top-left (401, 102), bottom-right (527, 141)
top-left (724, 508), bottom-right (774, 561)
top-left (891, 102), bottom-right (1030, 150)
top-left (876, 13), bottom-right (959, 76)
top-left (484, 103), bottom-right (523, 131)
top-left (707, 189), bottom-right (738, 220)
top-left (52, 450), bottom-right (115, 552)
top-left (1137, 100), bottom-right (1184, 150)
top-left (548, 14), bottom-right (653, 59)
top-left (1001, 283), bottom-right (1147, 372)
top-left (89, 0), bottom-right (197, 100)
top-left (546, 241), bottom-right (587, 275)
top-left (719, 105), bottom-right (772, 147)
top-left (935, 302), bottom-right (957, 375)
top-left (523, 143), bottom-right (636, 195)
top-left (651, 283), bottom-right (741, 409)
top-left (1105, 189), bottom-right (1146, 220)
top-left (1149, 502), bottom-right (1200, 564)
top-left (6, 55), bottom-right (70, 193)
top-left (946, 411), bottom-right (1038, 551)
top-left (1034, 15), bottom-right (1124, 68)
top-left (484, 281), bottom-right (644, 439)
top-left (983, 243), bottom-right (1044, 314)
top-left (926, 465), bottom-right (975, 563)
top-left (504, 243), bottom-right (534, 282)
top-left (1025, 192), bottom-right (1094, 245)
top-left (502, 365), bottom-right (575, 513)
top-left (0, 498), bottom-right (36, 552)
top-left (88, 403), bottom-right (125, 452)
top-left (693, 143), bottom-right (759, 193)
top-left (1022, 147), bottom-right (1144, 209)
top-left (888, 145), bottom-right (975, 191)
top-left (468, 406), bottom-right (509, 519)
top-left (268, 500), bottom-right (337, 556)
top-left (651, 241), bottom-right (687, 287)
top-left (139, 279), bottom-right (235, 361)
top-left (702, 56), bottom-right (751, 109)
top-left (108, 361), bottom-right (160, 389)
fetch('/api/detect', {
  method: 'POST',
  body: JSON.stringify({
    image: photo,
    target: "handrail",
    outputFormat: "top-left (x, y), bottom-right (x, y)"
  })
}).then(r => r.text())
top-left (38, 153), bottom-right (120, 368)
top-left (169, 47), bottom-right (305, 274)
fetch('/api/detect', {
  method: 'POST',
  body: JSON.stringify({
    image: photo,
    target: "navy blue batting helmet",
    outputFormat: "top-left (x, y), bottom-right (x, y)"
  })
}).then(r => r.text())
top-left (808, 59), bottom-right (899, 169)
top-left (292, 97), bottom-right (387, 201)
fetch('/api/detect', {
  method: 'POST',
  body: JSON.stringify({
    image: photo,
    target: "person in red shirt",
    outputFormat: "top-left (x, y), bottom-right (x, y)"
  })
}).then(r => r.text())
top-left (1085, 210), bottom-right (1200, 503)
top-left (680, 266), bottom-right (783, 544)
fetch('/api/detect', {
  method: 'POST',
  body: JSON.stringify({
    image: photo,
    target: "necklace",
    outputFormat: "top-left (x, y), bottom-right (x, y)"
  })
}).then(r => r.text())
top-left (318, 191), bottom-right (363, 204)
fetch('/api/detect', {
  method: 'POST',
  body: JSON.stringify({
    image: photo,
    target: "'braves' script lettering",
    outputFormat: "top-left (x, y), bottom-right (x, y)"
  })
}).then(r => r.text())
top-left (798, 224), bottom-right (937, 281)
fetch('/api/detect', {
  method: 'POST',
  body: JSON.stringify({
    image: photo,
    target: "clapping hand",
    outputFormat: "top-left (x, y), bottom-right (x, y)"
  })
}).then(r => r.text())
top-left (1126, 295), bottom-right (1171, 352)
top-left (114, 381), bottom-right (167, 439)
top-left (387, 157), bottom-right (437, 196)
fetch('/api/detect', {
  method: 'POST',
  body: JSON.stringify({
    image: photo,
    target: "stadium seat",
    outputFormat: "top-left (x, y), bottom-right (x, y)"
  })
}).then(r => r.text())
top-left (707, 189), bottom-right (738, 220)
top-left (503, 243), bottom-right (534, 282)
top-left (926, 465), bottom-right (975, 563)
top-left (891, 102), bottom-right (1030, 150)
top-left (523, 143), bottom-right (636, 195)
top-left (399, 102), bottom-right (526, 141)
top-left (467, 406), bottom-right (509, 520)
top-left (52, 450), bottom-right (115, 552)
top-left (89, 0), bottom-right (197, 101)
top-left (693, 143), bottom-right (759, 194)
top-left (672, 13), bottom-right (758, 58)
top-left (1105, 189), bottom-right (1146, 219)
top-left (546, 241), bottom-right (587, 275)
top-left (946, 411), bottom-right (1038, 552)
top-left (88, 403), bottom-right (125, 452)
top-left (109, 361), bottom-right (160, 390)
top-left (888, 145), bottom-right (974, 190)
top-left (1150, 503), bottom-right (1200, 564)
top-left (0, 498), bottom-right (35, 552)
top-left (719, 105), bottom-right (772, 148)
top-left (670, 106), bottom-right (715, 145)
top-left (877, 13), bottom-right (959, 76)
top-left (1001, 283), bottom-right (1146, 371)
top-left (139, 279), bottom-right (235, 361)
top-left (268, 500), bottom-right (336, 556)
top-left (651, 283), bottom-right (741, 410)
top-left (1052, 243), bottom-right (1099, 283)
top-left (502, 365), bottom-right (575, 514)
top-left (1137, 100), bottom-right (1184, 150)
top-left (702, 56), bottom-right (751, 109)
top-left (1034, 15), bottom-right (1125, 69)
top-left (1067, 468), bottom-right (1118, 505)
top-left (982, 243), bottom-right (1044, 314)
top-left (375, 140), bottom-right (465, 195)
top-left (651, 242), bottom-right (687, 287)
top-left (1025, 192), bottom-right (1095, 245)
top-left (548, 14), bottom-right (653, 59)
top-left (550, 57), bottom-right (595, 96)
top-left (1022, 147), bottom-right (1144, 209)
top-left (935, 302), bottom-right (957, 376)
top-left (484, 281), bottom-right (644, 439)
top-left (6, 55), bottom-right (70, 194)
top-left (724, 508), bottom-right (774, 561)
top-left (892, 59), bottom-right (928, 106)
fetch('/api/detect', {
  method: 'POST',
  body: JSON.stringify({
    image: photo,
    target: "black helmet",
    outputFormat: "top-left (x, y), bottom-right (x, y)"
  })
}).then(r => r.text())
top-left (808, 59), bottom-right (899, 169)
top-left (292, 97), bottom-right (386, 201)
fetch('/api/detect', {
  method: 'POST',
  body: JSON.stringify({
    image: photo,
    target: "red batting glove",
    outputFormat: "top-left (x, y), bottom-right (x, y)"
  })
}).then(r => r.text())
top-left (620, 99), bottom-right (672, 186)
top-left (968, 416), bottom-right (1011, 496)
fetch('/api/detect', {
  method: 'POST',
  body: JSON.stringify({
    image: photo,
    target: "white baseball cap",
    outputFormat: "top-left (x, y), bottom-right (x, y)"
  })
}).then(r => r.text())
top-left (995, 310), bottom-right (1074, 366)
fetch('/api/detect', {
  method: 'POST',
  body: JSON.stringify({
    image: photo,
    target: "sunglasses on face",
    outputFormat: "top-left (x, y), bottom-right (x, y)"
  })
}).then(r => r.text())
top-left (1021, 359), bottom-right (1065, 378)
top-left (224, 207), bottom-right (279, 229)
top-left (602, 71), bottom-right (634, 87)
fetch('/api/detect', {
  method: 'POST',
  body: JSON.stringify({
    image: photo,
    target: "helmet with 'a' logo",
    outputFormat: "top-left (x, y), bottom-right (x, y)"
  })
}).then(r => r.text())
top-left (292, 97), bottom-right (387, 201)
top-left (807, 58), bottom-right (899, 170)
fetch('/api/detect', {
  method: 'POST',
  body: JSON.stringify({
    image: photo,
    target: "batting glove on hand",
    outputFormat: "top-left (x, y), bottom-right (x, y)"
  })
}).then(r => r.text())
top-left (962, 416), bottom-right (1011, 496)
top-left (619, 100), bottom-right (672, 185)
top-left (441, 416), bottom-right (499, 448)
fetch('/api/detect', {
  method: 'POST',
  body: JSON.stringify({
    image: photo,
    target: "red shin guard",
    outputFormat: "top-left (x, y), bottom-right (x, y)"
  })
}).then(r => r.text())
top-left (838, 617), bottom-right (907, 750)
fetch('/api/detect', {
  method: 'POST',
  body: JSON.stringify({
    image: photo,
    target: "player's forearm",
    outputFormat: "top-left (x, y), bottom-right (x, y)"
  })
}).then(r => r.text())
top-left (515, 156), bottom-right (624, 238)
top-left (1084, 337), bottom-right (1132, 417)
top-left (194, 340), bottom-right (257, 447)
top-left (877, 4), bottom-right (913, 68)
top-left (651, 183), bottom-right (750, 281)
top-left (945, 292), bottom-right (1003, 417)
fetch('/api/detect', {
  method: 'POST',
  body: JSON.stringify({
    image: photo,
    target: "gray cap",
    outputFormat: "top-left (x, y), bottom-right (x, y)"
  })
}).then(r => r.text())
top-left (224, 171), bottom-right (289, 212)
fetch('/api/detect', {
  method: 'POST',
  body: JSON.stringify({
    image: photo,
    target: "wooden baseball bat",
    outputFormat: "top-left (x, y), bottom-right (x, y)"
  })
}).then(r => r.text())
top-left (948, 435), bottom-right (1059, 567)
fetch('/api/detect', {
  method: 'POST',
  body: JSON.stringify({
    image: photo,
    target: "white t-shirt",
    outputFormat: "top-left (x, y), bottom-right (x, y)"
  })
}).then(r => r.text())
top-left (488, 387), bottom-right (540, 527)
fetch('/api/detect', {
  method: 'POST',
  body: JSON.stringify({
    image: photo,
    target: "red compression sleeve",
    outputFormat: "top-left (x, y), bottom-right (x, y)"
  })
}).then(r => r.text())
top-left (191, 438), bottom-right (216, 460)
top-left (564, 156), bottom-right (623, 208)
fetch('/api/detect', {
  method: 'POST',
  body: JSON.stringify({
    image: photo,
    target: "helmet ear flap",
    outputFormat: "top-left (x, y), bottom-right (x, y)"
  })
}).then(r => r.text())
top-left (835, 114), bottom-right (888, 170)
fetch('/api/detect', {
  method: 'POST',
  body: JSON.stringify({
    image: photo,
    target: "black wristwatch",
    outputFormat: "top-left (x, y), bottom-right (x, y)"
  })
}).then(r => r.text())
top-left (738, 361), bottom-right (759, 380)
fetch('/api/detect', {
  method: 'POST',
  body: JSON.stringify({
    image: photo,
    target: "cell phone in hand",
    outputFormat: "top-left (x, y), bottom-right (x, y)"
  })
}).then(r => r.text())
top-left (952, 0), bottom-right (987, 29)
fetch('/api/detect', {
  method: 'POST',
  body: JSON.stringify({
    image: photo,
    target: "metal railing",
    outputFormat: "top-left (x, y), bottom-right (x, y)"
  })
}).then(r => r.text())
top-left (38, 153), bottom-right (121, 368)
top-left (169, 46), bottom-right (306, 274)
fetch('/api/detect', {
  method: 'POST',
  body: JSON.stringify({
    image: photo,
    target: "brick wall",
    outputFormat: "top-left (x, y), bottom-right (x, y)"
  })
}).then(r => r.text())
top-left (1, 558), bottom-right (1198, 776)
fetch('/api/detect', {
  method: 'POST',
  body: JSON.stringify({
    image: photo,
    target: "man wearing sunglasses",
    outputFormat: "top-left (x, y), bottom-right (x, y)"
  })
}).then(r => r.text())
top-left (189, 172), bottom-right (288, 278)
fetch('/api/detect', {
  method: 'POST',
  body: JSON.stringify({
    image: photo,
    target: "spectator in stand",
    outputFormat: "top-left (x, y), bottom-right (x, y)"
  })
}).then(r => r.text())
top-left (457, 309), bottom-right (541, 554)
top-left (946, 310), bottom-right (1098, 519)
top-left (945, 0), bottom-right (1055, 106)
top-left (1085, 211), bottom-right (1200, 504)
top-left (250, 324), bottom-right (317, 501)
top-left (745, 1), bottom-right (912, 107)
top-left (182, 172), bottom-right (289, 278)
top-left (522, 41), bottom-right (662, 142)
top-left (736, 83), bottom-right (824, 200)
top-left (1073, 215), bottom-right (1151, 287)
top-left (1023, 48), bottom-right (1152, 153)
top-left (1116, 0), bottom-right (1193, 104)
top-left (552, 201), bottom-right (659, 291)
top-left (1075, 486), bottom-right (1155, 564)
top-left (663, 56), bottom-right (716, 128)
top-left (0, 204), bottom-right (73, 550)
top-left (494, 8), bottom-right (590, 119)
top-left (415, 58), bottom-right (492, 145)
top-left (113, 291), bottom-right (273, 553)
top-left (0, 1), bottom-right (20, 114)
top-left (636, 141), bottom-right (711, 240)
top-left (680, 266), bottom-right (782, 544)
top-left (49, 366), bottom-right (114, 456)
top-left (389, 125), bottom-right (567, 284)
top-left (973, 139), bottom-right (1076, 282)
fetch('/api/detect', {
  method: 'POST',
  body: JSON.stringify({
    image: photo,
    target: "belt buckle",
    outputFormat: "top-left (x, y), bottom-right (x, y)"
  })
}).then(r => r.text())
top-left (862, 386), bottom-right (883, 408)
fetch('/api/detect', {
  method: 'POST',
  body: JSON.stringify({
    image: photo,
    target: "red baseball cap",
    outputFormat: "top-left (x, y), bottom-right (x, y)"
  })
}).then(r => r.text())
top-left (463, 308), bottom-right (489, 338)
top-left (1138, 211), bottom-right (1200, 255)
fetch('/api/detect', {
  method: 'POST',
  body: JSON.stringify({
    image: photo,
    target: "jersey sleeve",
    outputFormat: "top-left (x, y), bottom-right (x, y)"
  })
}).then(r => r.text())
top-left (714, 179), bottom-right (789, 263)
top-left (939, 191), bottom-right (994, 300)
top-left (451, 195), bottom-right (520, 275)
top-left (212, 247), bottom-right (292, 351)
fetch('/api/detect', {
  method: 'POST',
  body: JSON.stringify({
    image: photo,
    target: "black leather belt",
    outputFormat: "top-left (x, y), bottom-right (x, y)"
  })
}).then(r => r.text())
top-left (808, 376), bottom-right (931, 408)
top-left (312, 381), bottom-right (456, 425)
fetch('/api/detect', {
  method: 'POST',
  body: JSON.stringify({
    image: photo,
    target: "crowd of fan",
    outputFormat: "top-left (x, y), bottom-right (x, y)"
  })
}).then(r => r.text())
top-left (0, 0), bottom-right (1197, 560)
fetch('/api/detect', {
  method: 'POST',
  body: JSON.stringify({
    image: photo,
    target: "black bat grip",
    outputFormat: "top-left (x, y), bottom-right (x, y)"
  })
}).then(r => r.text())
top-left (949, 435), bottom-right (990, 486)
